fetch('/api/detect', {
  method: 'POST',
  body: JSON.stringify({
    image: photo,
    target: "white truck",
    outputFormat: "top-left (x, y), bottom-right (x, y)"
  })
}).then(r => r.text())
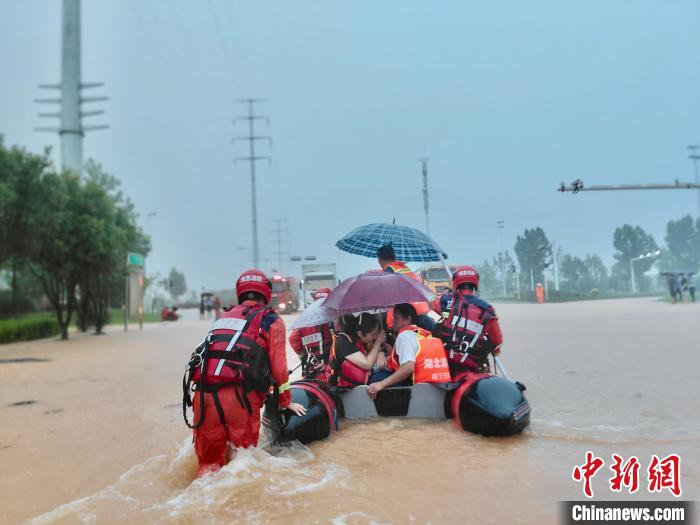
top-left (301, 263), bottom-right (337, 306)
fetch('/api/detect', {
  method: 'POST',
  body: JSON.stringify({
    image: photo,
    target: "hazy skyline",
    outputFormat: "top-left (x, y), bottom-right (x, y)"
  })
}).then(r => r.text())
top-left (2, 0), bottom-right (699, 292)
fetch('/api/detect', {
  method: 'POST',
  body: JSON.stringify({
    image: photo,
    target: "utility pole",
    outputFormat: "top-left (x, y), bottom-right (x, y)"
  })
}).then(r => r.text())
top-left (34, 0), bottom-right (108, 175)
top-left (234, 98), bottom-right (271, 269)
top-left (630, 250), bottom-right (661, 294)
top-left (497, 220), bottom-right (506, 296)
top-left (270, 219), bottom-right (290, 274)
top-left (551, 243), bottom-right (561, 291)
top-left (689, 145), bottom-right (700, 217)
top-left (420, 157), bottom-right (430, 234)
top-left (145, 211), bottom-right (157, 314)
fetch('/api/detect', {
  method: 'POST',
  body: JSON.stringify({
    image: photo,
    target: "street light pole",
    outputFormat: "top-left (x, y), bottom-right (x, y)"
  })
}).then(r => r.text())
top-left (689, 145), bottom-right (700, 217)
top-left (144, 211), bottom-right (157, 314)
top-left (630, 250), bottom-right (661, 294)
top-left (497, 220), bottom-right (506, 296)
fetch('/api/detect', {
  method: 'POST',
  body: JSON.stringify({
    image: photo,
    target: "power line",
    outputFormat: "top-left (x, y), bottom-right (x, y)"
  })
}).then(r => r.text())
top-left (219, 0), bottom-right (260, 95)
top-left (233, 98), bottom-right (272, 269)
top-left (165, 1), bottom-right (211, 93)
top-left (269, 219), bottom-right (291, 273)
top-left (205, 0), bottom-right (245, 95)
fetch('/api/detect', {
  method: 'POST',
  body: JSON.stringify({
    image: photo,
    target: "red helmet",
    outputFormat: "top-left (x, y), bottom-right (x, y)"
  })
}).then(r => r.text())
top-left (312, 288), bottom-right (331, 300)
top-left (452, 265), bottom-right (480, 290)
top-left (236, 269), bottom-right (272, 303)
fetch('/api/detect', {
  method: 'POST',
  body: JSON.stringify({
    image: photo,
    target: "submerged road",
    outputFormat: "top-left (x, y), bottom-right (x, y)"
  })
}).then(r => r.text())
top-left (1, 298), bottom-right (698, 524)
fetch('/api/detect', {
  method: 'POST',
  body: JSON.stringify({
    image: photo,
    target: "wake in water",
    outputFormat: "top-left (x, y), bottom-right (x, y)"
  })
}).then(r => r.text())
top-left (28, 438), bottom-right (345, 525)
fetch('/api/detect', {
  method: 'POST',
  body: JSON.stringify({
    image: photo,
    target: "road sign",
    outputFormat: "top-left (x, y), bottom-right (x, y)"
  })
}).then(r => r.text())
top-left (127, 252), bottom-right (144, 268)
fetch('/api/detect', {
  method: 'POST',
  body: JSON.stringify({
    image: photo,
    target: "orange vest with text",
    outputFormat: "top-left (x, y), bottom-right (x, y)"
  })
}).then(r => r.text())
top-left (384, 262), bottom-right (430, 328)
top-left (388, 325), bottom-right (451, 383)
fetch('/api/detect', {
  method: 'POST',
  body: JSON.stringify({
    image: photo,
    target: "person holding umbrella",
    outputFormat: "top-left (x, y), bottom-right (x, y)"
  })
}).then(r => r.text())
top-left (377, 245), bottom-right (435, 332)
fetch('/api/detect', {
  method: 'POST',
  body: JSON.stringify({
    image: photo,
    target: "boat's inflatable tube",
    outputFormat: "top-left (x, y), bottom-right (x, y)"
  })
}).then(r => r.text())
top-left (340, 383), bottom-right (448, 419)
top-left (449, 374), bottom-right (530, 436)
top-left (265, 375), bottom-right (530, 445)
top-left (266, 379), bottom-right (340, 445)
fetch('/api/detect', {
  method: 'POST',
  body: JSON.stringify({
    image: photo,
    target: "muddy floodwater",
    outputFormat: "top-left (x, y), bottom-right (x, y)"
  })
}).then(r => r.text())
top-left (1, 298), bottom-right (698, 524)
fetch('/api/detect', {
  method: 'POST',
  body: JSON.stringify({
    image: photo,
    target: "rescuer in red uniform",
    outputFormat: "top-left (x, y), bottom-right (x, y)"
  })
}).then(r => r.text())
top-left (183, 269), bottom-right (306, 477)
top-left (289, 288), bottom-right (333, 379)
top-left (433, 265), bottom-right (504, 381)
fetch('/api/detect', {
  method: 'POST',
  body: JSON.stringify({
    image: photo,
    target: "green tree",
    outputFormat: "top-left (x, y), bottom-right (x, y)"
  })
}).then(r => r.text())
top-left (514, 227), bottom-right (551, 290)
top-left (663, 215), bottom-right (700, 271)
top-left (167, 267), bottom-right (187, 302)
top-left (26, 170), bottom-right (83, 339)
top-left (475, 259), bottom-right (499, 297)
top-left (584, 254), bottom-right (608, 291)
top-left (492, 250), bottom-right (516, 295)
top-left (75, 161), bottom-right (150, 334)
top-left (559, 254), bottom-right (588, 294)
top-left (0, 138), bottom-right (51, 316)
top-left (610, 225), bottom-right (658, 293)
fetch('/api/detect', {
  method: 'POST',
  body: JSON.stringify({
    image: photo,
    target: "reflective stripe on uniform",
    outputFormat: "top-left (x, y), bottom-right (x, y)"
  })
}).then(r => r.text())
top-left (279, 381), bottom-right (291, 393)
top-left (212, 317), bottom-right (248, 376)
top-left (301, 332), bottom-right (323, 346)
top-left (212, 317), bottom-right (247, 332)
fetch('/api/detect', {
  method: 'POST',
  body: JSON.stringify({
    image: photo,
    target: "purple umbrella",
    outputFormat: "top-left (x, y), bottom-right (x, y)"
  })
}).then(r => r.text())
top-left (322, 272), bottom-right (435, 314)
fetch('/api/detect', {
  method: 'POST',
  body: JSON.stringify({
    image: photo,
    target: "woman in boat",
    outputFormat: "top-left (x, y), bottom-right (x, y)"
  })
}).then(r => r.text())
top-left (325, 312), bottom-right (385, 388)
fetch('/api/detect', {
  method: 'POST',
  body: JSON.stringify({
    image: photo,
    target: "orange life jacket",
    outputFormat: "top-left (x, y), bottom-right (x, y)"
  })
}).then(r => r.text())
top-left (325, 332), bottom-right (369, 388)
top-left (383, 261), bottom-right (430, 328)
top-left (388, 325), bottom-right (451, 383)
top-left (384, 261), bottom-right (422, 282)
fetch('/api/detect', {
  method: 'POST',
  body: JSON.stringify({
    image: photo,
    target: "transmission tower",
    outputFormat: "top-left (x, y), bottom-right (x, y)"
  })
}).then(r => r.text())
top-left (34, 0), bottom-right (108, 175)
top-left (234, 98), bottom-right (271, 269)
top-left (420, 157), bottom-right (430, 234)
top-left (269, 219), bottom-right (291, 273)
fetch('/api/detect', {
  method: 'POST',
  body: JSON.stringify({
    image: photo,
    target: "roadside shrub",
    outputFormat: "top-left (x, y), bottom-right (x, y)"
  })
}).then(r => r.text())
top-left (590, 288), bottom-right (600, 298)
top-left (0, 317), bottom-right (60, 344)
top-left (0, 291), bottom-right (36, 317)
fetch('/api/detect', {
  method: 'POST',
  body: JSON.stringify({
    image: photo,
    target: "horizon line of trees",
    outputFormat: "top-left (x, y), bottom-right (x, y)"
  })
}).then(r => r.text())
top-left (476, 217), bottom-right (700, 298)
top-left (0, 137), bottom-right (150, 338)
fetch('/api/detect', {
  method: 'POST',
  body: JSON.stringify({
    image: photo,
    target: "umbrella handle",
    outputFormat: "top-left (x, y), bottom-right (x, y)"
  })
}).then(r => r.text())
top-left (494, 356), bottom-right (512, 381)
top-left (437, 251), bottom-right (453, 280)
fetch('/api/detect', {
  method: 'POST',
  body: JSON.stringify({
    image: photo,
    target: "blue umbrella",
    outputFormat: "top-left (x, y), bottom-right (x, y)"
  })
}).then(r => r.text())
top-left (336, 223), bottom-right (448, 262)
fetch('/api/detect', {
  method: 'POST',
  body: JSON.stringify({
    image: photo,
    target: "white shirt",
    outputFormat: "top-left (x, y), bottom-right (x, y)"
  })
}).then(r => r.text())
top-left (394, 330), bottom-right (419, 366)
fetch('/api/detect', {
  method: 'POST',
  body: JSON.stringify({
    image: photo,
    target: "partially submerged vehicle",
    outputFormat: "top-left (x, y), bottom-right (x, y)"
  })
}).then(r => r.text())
top-left (265, 373), bottom-right (530, 446)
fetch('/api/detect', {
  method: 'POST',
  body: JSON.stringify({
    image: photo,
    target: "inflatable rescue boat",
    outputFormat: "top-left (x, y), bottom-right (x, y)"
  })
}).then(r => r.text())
top-left (265, 374), bottom-right (530, 445)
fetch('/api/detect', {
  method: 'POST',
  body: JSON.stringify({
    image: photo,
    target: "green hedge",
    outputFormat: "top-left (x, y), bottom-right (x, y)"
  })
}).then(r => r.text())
top-left (0, 316), bottom-right (60, 344)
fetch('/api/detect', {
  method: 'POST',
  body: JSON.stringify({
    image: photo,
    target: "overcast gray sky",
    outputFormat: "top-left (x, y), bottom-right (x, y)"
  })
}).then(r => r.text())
top-left (2, 0), bottom-right (699, 291)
